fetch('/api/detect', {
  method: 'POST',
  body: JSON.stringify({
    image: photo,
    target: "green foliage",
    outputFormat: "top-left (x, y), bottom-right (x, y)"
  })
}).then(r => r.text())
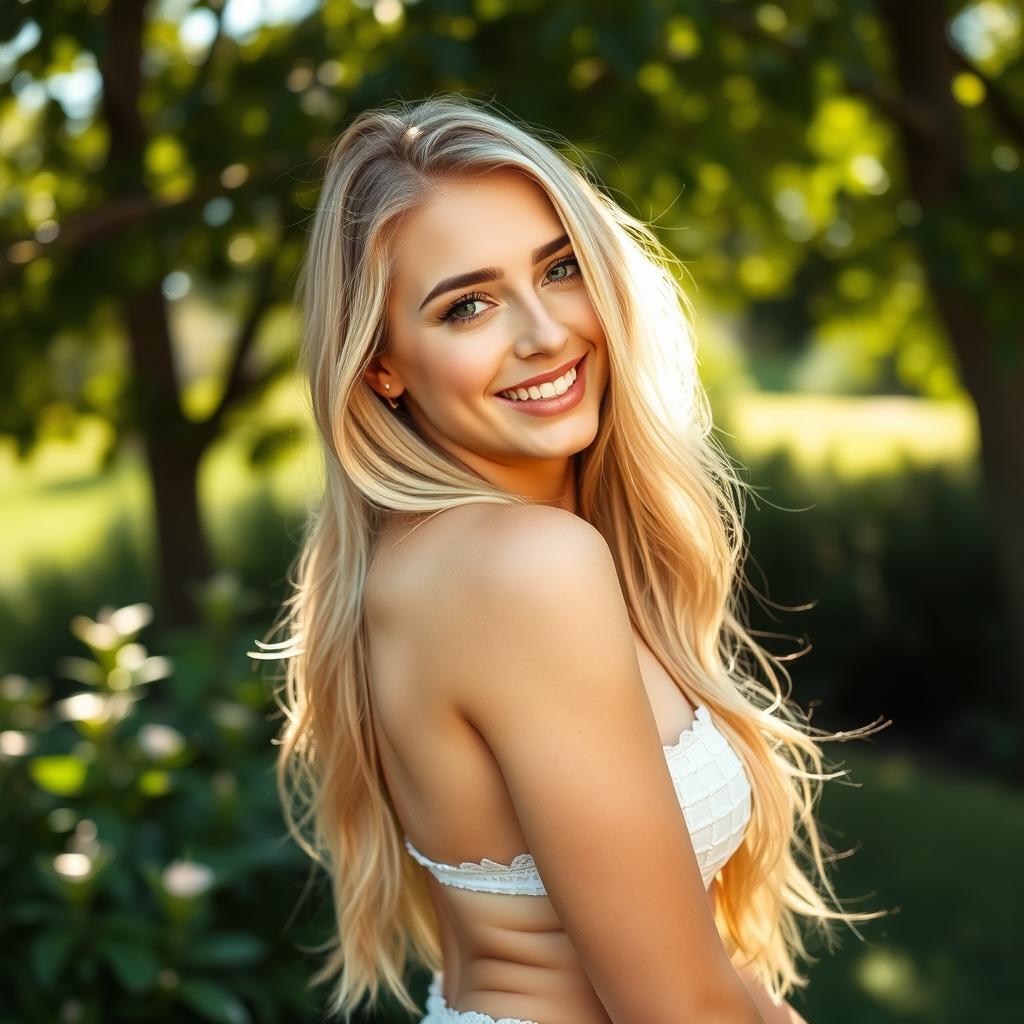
top-left (738, 447), bottom-right (1018, 774)
top-left (2, 0), bottom-right (1021, 457)
top-left (0, 591), bottom-right (327, 1024)
top-left (1, 3), bottom-right (1021, 1018)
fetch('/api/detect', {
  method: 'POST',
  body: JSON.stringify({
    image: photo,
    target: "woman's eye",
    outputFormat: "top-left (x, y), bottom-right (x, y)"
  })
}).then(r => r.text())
top-left (448, 297), bottom-right (489, 322)
top-left (455, 299), bottom-right (486, 318)
top-left (547, 256), bottom-right (580, 282)
top-left (439, 256), bottom-right (580, 328)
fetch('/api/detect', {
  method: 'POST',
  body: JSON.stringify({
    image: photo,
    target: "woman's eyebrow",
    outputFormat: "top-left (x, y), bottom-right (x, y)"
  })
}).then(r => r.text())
top-left (417, 232), bottom-right (570, 312)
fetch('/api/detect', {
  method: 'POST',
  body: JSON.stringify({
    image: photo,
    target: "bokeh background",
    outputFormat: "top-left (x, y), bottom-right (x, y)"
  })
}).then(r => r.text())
top-left (2, 1), bottom-right (1022, 1022)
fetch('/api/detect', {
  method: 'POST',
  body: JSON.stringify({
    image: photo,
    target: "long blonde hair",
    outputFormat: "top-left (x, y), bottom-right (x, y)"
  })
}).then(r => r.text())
top-left (249, 92), bottom-right (887, 1020)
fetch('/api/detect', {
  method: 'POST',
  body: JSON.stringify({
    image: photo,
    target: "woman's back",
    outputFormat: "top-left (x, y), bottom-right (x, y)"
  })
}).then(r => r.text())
top-left (363, 503), bottom-right (751, 1024)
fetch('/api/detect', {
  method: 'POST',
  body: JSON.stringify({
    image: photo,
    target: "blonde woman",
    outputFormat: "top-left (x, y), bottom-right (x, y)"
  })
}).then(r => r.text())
top-left (250, 93), bottom-right (885, 1024)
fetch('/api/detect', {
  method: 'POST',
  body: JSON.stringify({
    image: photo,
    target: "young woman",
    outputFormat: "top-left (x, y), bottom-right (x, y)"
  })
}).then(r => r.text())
top-left (250, 93), bottom-right (885, 1024)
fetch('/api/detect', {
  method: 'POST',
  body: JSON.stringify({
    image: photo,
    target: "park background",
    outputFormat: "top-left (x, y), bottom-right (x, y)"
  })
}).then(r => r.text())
top-left (1, 0), bottom-right (1021, 1022)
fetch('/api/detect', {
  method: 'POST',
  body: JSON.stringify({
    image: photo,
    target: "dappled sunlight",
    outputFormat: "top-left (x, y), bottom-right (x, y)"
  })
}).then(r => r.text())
top-left (0, 452), bottom-right (150, 596)
top-left (854, 946), bottom-right (940, 1016)
top-left (0, 412), bottom-right (116, 489)
top-left (4, 0), bottom-right (1019, 1015)
top-left (0, 390), bottom-right (981, 591)
top-left (0, 377), bottom-right (317, 597)
top-left (874, 753), bottom-right (916, 792)
top-left (724, 392), bottom-right (978, 477)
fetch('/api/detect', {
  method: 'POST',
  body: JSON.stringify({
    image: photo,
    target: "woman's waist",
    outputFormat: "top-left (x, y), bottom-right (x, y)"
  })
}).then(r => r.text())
top-left (439, 955), bottom-right (612, 1024)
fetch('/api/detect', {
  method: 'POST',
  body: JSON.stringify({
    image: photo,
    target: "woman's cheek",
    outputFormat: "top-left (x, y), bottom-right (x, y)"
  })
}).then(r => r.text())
top-left (435, 347), bottom-right (500, 400)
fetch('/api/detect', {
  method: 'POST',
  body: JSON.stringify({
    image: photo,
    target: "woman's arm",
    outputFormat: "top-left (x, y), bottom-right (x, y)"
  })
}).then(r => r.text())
top-left (446, 506), bottom-right (765, 1024)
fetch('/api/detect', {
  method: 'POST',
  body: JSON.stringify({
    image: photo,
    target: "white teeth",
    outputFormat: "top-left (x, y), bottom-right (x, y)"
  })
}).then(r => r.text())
top-left (500, 365), bottom-right (578, 401)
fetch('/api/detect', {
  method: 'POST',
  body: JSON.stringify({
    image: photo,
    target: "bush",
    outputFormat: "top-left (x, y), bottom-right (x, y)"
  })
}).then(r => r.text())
top-left (741, 450), bottom-right (1016, 775)
top-left (0, 585), bottom-right (331, 1024)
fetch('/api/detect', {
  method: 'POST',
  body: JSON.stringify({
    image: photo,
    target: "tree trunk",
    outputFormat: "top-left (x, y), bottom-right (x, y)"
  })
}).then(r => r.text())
top-left (877, 0), bottom-right (1024, 771)
top-left (124, 283), bottom-right (214, 629)
top-left (100, 0), bottom-right (212, 629)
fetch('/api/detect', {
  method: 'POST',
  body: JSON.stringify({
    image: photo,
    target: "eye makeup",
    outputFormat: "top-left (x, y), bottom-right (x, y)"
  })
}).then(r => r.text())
top-left (433, 254), bottom-right (582, 328)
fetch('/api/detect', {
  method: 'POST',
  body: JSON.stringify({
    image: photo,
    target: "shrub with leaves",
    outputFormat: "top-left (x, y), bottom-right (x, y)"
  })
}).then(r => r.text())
top-left (0, 581), bottom-right (333, 1024)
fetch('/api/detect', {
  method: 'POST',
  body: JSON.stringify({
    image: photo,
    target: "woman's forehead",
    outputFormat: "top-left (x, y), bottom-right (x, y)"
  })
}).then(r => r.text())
top-left (391, 173), bottom-right (565, 289)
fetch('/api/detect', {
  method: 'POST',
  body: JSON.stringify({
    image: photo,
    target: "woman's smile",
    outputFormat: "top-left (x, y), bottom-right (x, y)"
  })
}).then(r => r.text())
top-left (493, 352), bottom-right (589, 417)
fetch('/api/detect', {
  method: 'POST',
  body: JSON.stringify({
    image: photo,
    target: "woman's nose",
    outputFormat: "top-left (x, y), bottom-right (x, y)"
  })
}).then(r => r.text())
top-left (516, 295), bottom-right (570, 351)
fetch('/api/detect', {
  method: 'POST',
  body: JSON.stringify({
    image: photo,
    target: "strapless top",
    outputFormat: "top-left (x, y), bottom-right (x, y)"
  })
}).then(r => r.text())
top-left (403, 705), bottom-right (751, 896)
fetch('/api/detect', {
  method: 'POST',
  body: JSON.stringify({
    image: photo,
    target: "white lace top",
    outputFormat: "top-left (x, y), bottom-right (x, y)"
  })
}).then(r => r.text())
top-left (403, 705), bottom-right (751, 895)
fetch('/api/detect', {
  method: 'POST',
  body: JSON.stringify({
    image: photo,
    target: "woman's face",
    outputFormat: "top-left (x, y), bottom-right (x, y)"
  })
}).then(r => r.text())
top-left (365, 168), bottom-right (609, 507)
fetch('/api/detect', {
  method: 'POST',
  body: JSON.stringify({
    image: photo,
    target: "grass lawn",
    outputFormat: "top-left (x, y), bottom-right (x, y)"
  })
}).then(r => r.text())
top-left (2, 388), bottom-right (978, 598)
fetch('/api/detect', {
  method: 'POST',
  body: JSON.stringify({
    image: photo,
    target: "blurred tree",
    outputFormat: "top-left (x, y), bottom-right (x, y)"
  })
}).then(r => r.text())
top-left (875, 0), bottom-right (1024, 749)
top-left (0, 0), bottom-right (321, 627)
top-left (1, 0), bottom-right (1021, 733)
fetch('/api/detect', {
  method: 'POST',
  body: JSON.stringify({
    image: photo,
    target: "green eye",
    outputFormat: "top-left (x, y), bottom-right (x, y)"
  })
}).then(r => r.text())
top-left (437, 254), bottom-right (581, 329)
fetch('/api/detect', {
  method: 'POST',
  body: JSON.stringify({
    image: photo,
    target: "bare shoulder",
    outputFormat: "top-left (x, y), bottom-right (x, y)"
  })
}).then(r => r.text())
top-left (459, 502), bottom-right (612, 581)
top-left (369, 502), bottom-right (620, 711)
top-left (444, 502), bottom-right (635, 723)
top-left (366, 502), bottom-right (504, 604)
top-left (420, 504), bottom-right (622, 687)
top-left (472, 502), bottom-right (609, 561)
top-left (365, 501), bottom-right (603, 660)
top-left (372, 502), bottom-right (610, 616)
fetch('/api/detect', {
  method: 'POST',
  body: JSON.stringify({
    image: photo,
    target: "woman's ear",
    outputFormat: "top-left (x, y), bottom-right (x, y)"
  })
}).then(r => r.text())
top-left (363, 358), bottom-right (403, 400)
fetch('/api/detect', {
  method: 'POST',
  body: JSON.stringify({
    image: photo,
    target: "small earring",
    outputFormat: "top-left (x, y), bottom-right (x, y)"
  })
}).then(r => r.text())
top-left (384, 383), bottom-right (400, 410)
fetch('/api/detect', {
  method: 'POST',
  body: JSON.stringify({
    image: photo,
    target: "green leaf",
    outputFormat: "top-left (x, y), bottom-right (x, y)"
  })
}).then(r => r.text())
top-left (181, 933), bottom-right (266, 968)
top-left (97, 935), bottom-right (161, 993)
top-left (248, 424), bottom-right (304, 466)
top-left (177, 977), bottom-right (252, 1024)
top-left (97, 911), bottom-right (160, 943)
top-left (28, 755), bottom-right (88, 795)
top-left (9, 902), bottom-right (57, 925)
top-left (29, 927), bottom-right (76, 987)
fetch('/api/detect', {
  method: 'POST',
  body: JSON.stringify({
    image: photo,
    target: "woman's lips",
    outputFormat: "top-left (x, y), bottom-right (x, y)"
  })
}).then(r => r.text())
top-left (500, 354), bottom-right (585, 393)
top-left (493, 353), bottom-right (588, 418)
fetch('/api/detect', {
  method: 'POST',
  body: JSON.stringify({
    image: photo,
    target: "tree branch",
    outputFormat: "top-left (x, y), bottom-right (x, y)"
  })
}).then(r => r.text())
top-left (2, 1), bottom-right (289, 285)
top-left (710, 2), bottom-right (939, 141)
top-left (180, 0), bottom-right (227, 118)
top-left (206, 250), bottom-right (284, 430)
top-left (0, 152), bottom-right (309, 284)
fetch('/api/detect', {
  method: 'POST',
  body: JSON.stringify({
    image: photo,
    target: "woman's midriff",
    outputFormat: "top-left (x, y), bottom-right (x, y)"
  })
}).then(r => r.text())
top-left (428, 881), bottom-right (616, 1024)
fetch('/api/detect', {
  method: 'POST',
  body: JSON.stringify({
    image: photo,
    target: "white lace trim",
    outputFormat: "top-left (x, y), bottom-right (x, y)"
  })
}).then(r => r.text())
top-left (423, 971), bottom-right (539, 1024)
top-left (662, 703), bottom-right (711, 752)
top-left (404, 838), bottom-right (547, 896)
